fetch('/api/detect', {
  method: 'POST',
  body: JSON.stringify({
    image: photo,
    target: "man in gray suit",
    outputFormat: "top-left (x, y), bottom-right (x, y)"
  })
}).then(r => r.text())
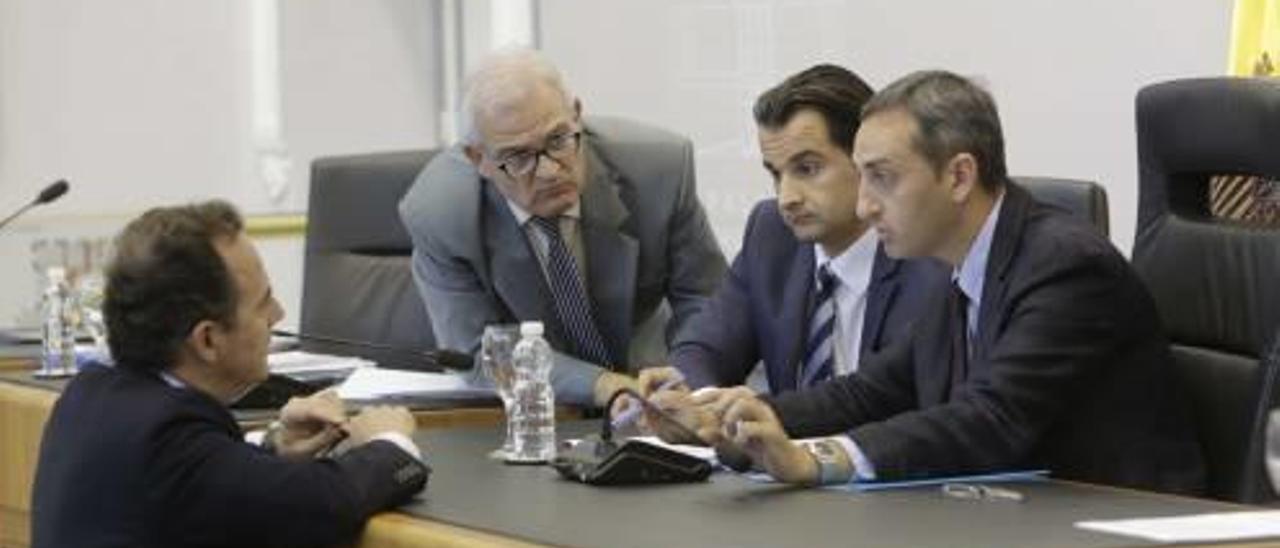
top-left (399, 48), bottom-right (727, 406)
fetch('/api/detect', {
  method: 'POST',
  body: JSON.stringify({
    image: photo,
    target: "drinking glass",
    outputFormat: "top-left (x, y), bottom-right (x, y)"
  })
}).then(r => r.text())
top-left (481, 324), bottom-right (520, 459)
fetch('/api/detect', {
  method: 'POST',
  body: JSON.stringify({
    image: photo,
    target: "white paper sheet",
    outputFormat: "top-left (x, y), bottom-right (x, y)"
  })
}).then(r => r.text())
top-left (1075, 510), bottom-right (1280, 543)
top-left (335, 366), bottom-right (493, 400)
top-left (268, 350), bottom-right (373, 375)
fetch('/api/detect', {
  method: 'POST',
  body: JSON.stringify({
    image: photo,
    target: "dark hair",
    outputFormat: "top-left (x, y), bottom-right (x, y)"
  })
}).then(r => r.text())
top-left (861, 70), bottom-right (1007, 189)
top-left (104, 200), bottom-right (244, 371)
top-left (753, 64), bottom-right (875, 153)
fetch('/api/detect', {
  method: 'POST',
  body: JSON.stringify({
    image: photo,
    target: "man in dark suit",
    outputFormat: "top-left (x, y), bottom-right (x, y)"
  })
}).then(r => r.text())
top-left (646, 65), bottom-right (943, 395)
top-left (31, 201), bottom-right (429, 548)
top-left (663, 71), bottom-right (1205, 495)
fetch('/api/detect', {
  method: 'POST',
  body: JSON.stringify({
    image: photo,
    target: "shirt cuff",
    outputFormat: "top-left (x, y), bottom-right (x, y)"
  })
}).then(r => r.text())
top-left (371, 432), bottom-right (423, 461)
top-left (830, 435), bottom-right (877, 481)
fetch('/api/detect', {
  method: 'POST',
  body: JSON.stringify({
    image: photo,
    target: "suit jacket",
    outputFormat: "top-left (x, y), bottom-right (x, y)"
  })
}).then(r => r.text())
top-left (31, 365), bottom-right (429, 548)
top-left (767, 183), bottom-right (1206, 495)
top-left (399, 116), bottom-right (728, 404)
top-left (670, 199), bottom-right (946, 394)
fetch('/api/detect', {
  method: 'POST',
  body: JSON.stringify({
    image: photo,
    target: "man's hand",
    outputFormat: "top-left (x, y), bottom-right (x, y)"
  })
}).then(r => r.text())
top-left (345, 405), bottom-right (417, 446)
top-left (637, 366), bottom-right (688, 398)
top-left (607, 366), bottom-right (688, 432)
top-left (273, 389), bottom-right (348, 461)
top-left (593, 371), bottom-right (640, 408)
top-left (720, 395), bottom-right (817, 484)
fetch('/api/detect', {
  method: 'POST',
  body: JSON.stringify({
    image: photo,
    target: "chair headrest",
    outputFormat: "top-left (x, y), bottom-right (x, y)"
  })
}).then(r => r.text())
top-left (306, 149), bottom-right (438, 254)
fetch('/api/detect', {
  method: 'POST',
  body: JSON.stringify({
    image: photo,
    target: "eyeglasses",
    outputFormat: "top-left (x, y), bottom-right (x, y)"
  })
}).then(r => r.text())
top-left (941, 482), bottom-right (1025, 502)
top-left (495, 130), bottom-right (583, 180)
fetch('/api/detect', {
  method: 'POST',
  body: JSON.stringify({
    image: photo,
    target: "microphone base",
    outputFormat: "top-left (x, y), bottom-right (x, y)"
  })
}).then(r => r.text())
top-left (551, 435), bottom-right (712, 485)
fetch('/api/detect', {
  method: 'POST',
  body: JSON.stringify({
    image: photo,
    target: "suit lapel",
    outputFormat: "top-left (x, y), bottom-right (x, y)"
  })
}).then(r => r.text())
top-left (578, 143), bottom-right (638, 365)
top-left (974, 183), bottom-right (1033, 365)
top-left (778, 245), bottom-right (816, 392)
top-left (861, 245), bottom-right (902, 357)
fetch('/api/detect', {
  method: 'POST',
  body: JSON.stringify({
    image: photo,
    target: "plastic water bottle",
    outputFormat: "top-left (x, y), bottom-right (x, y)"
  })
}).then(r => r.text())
top-left (39, 267), bottom-right (76, 378)
top-left (507, 321), bottom-right (556, 463)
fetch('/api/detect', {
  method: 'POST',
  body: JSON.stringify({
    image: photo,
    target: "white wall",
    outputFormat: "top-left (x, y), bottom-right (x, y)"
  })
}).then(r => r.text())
top-left (0, 0), bottom-right (440, 328)
top-left (0, 0), bottom-right (1237, 330)
top-left (539, 0), bottom-right (1232, 256)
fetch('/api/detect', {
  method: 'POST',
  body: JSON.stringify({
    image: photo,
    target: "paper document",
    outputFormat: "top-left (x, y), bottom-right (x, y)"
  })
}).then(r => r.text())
top-left (1075, 510), bottom-right (1280, 543)
top-left (336, 366), bottom-right (493, 401)
top-left (268, 350), bottom-right (373, 375)
top-left (741, 468), bottom-right (1050, 491)
top-left (838, 469), bottom-right (1049, 492)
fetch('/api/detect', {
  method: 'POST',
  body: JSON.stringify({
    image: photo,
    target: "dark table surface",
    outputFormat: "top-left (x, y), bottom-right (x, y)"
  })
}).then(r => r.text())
top-left (404, 422), bottom-right (1256, 548)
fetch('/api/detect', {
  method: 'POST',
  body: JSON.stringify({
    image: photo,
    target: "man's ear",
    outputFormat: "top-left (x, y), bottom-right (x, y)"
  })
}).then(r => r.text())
top-left (187, 319), bottom-right (221, 365)
top-left (464, 144), bottom-right (498, 180)
top-left (464, 144), bottom-right (484, 167)
top-left (946, 152), bottom-right (980, 203)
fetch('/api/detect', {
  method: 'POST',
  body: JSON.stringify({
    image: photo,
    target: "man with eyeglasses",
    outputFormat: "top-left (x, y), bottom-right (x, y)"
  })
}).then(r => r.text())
top-left (399, 48), bottom-right (727, 406)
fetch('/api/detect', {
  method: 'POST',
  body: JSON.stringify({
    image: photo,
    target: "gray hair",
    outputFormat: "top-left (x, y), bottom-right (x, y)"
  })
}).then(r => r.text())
top-left (459, 47), bottom-right (575, 146)
top-left (861, 70), bottom-right (1007, 189)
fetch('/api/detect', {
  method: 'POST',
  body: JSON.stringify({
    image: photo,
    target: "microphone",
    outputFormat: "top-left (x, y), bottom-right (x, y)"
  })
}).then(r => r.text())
top-left (0, 180), bottom-right (70, 232)
top-left (271, 329), bottom-right (473, 372)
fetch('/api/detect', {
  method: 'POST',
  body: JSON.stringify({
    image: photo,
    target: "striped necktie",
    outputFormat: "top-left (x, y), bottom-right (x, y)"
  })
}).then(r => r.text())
top-left (529, 216), bottom-right (614, 367)
top-left (801, 265), bottom-right (838, 388)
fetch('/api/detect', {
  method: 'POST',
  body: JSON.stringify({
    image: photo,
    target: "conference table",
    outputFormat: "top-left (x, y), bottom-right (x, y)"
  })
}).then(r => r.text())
top-left (2, 359), bottom-right (1278, 548)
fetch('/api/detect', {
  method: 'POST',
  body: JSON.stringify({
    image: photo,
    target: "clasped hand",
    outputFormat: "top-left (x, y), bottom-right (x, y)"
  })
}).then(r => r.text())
top-left (272, 390), bottom-right (416, 461)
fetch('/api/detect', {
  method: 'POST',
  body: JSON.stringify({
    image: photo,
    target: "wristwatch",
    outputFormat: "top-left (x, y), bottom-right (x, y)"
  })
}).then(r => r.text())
top-left (806, 440), bottom-right (847, 485)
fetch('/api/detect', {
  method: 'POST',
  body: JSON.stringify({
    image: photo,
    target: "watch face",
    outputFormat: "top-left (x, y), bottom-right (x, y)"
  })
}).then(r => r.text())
top-left (811, 440), bottom-right (838, 459)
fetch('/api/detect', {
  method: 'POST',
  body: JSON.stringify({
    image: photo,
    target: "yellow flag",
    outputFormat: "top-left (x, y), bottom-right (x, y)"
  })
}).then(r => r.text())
top-left (1230, 0), bottom-right (1280, 75)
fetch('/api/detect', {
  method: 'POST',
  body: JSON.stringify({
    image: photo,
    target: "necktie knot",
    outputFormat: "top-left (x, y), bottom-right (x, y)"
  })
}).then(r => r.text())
top-left (951, 281), bottom-right (969, 309)
top-left (530, 216), bottom-right (561, 238)
top-left (816, 265), bottom-right (839, 298)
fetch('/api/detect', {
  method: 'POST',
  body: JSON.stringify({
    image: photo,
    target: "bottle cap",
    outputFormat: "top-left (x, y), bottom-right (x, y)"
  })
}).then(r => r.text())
top-left (520, 321), bottom-right (544, 337)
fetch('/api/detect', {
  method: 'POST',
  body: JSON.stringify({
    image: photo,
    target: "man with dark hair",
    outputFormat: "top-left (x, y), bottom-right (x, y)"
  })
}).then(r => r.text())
top-left (638, 64), bottom-right (942, 405)
top-left (667, 71), bottom-right (1205, 495)
top-left (32, 200), bottom-right (428, 548)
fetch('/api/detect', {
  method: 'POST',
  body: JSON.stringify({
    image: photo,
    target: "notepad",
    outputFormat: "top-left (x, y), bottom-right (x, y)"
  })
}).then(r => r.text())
top-left (336, 366), bottom-right (493, 400)
top-left (268, 350), bottom-right (373, 376)
top-left (1075, 510), bottom-right (1280, 543)
top-left (741, 468), bottom-right (1050, 491)
top-left (836, 469), bottom-right (1050, 492)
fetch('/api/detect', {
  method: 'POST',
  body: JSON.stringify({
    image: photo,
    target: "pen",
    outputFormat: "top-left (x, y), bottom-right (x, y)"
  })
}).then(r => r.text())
top-left (610, 373), bottom-right (685, 429)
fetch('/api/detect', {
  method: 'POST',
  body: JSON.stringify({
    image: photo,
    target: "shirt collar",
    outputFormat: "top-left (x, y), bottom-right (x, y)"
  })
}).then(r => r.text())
top-left (814, 228), bottom-right (879, 295)
top-left (158, 370), bottom-right (187, 389)
top-left (506, 198), bottom-right (582, 227)
top-left (953, 191), bottom-right (1006, 305)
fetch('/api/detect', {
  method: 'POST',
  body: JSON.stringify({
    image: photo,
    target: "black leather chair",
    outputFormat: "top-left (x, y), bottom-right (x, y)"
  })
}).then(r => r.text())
top-left (1014, 176), bottom-right (1109, 236)
top-left (300, 149), bottom-right (438, 368)
top-left (1133, 77), bottom-right (1280, 503)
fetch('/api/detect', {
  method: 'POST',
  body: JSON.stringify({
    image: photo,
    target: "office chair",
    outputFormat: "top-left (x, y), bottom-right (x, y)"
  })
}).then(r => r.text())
top-left (300, 149), bottom-right (439, 369)
top-left (1134, 77), bottom-right (1280, 503)
top-left (1014, 176), bottom-right (1110, 236)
